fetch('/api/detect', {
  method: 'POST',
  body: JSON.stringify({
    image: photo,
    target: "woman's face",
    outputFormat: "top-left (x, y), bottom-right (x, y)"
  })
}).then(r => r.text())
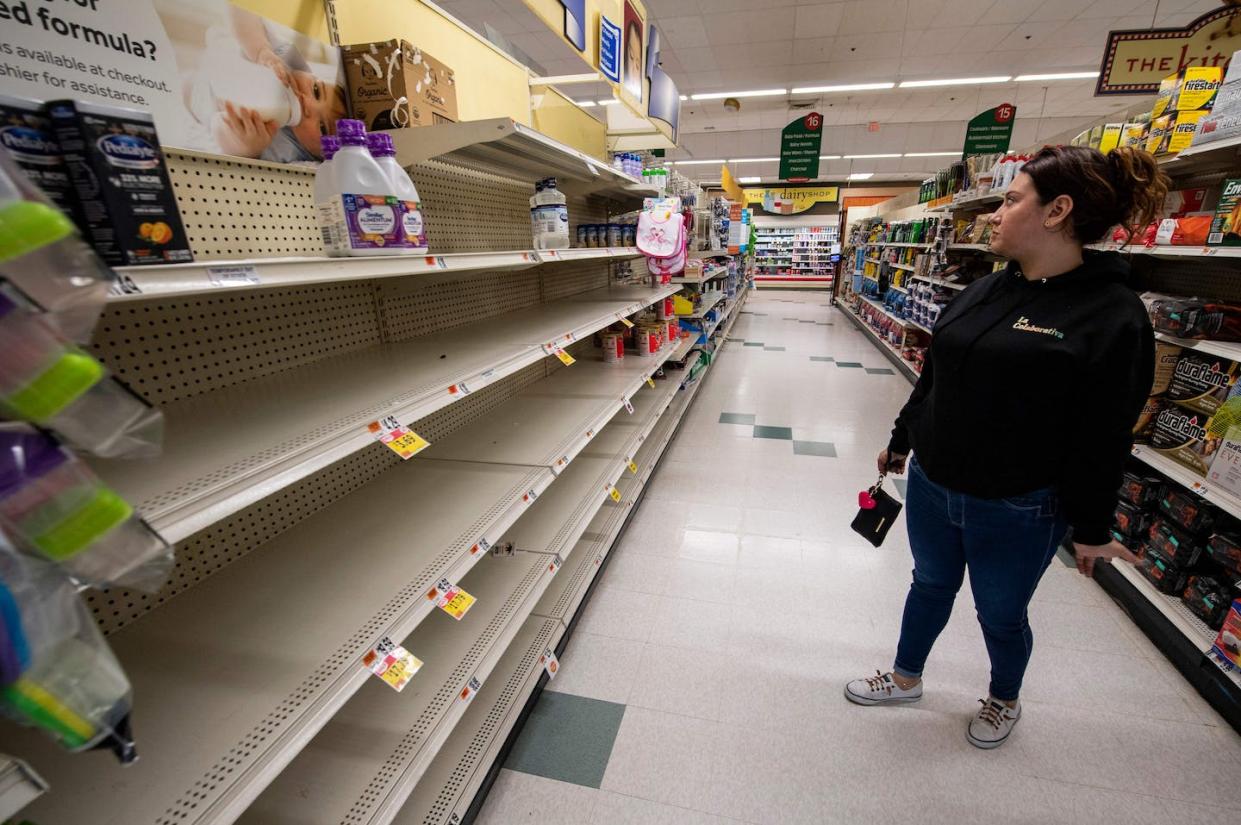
top-left (988, 171), bottom-right (1069, 259)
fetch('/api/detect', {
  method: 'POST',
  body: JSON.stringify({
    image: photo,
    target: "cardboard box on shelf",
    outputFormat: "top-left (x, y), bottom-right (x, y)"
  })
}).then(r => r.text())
top-left (1168, 109), bottom-right (1210, 154)
top-left (1173, 66), bottom-right (1224, 112)
top-left (341, 40), bottom-right (457, 132)
top-left (1098, 122), bottom-right (1124, 154)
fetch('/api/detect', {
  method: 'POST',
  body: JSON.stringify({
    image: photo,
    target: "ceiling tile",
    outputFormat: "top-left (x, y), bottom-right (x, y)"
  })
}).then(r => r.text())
top-left (1030, 0), bottom-right (1087, 22)
top-left (793, 4), bottom-right (845, 39)
top-left (792, 37), bottom-right (838, 64)
top-left (653, 15), bottom-right (712, 49)
top-left (703, 7), bottom-right (798, 45)
top-left (996, 19), bottom-right (1066, 50)
top-left (837, 0), bottom-right (908, 35)
top-left (906, 0), bottom-right (950, 30)
top-left (674, 46), bottom-right (721, 73)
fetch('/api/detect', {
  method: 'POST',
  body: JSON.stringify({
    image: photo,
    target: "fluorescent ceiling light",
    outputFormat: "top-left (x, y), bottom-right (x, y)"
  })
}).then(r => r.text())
top-left (791, 82), bottom-right (895, 94)
top-left (576, 100), bottom-right (597, 107)
top-left (673, 159), bottom-right (726, 165)
top-left (679, 94), bottom-right (688, 100)
top-left (899, 76), bottom-right (1011, 88)
top-left (690, 88), bottom-right (786, 100)
top-left (597, 99), bottom-right (619, 105)
top-left (848, 172), bottom-right (875, 180)
top-left (844, 153), bottom-right (900, 159)
top-left (737, 176), bottom-right (762, 183)
top-left (904, 151), bottom-right (960, 157)
top-left (819, 155), bottom-right (842, 160)
top-left (729, 157), bottom-right (779, 163)
top-left (1014, 71), bottom-right (1099, 81)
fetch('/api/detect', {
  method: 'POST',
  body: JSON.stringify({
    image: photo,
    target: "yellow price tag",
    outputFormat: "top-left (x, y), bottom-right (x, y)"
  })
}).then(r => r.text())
top-left (555, 347), bottom-right (576, 366)
top-left (362, 637), bottom-right (423, 692)
top-left (646, 377), bottom-right (656, 388)
top-left (628, 460), bottom-right (638, 474)
top-left (609, 486), bottom-right (622, 502)
top-left (619, 316), bottom-right (635, 328)
top-left (431, 578), bottom-right (477, 621)
top-left (368, 416), bottom-right (430, 460)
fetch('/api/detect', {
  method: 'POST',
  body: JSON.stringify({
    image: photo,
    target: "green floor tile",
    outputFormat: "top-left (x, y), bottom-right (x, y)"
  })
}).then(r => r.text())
top-left (793, 440), bottom-right (837, 457)
top-left (754, 425), bottom-right (793, 440)
top-left (836, 362), bottom-right (863, 368)
top-left (504, 691), bottom-right (626, 788)
top-left (719, 412), bottom-right (756, 425)
top-left (866, 367), bottom-right (895, 375)
top-left (743, 342), bottom-right (764, 347)
top-left (764, 346), bottom-right (786, 352)
top-left (810, 356), bottom-right (835, 362)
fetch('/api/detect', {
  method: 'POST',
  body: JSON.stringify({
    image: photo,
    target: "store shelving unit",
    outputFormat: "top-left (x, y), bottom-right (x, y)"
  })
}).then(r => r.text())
top-left (685, 290), bottom-right (725, 318)
top-left (111, 249), bottom-right (643, 300)
top-left (670, 262), bottom-right (730, 285)
top-left (754, 225), bottom-right (837, 288)
top-left (841, 302), bottom-right (919, 384)
top-left (0, 756), bottom-right (46, 822)
top-left (911, 274), bottom-right (968, 291)
top-left (8, 103), bottom-right (761, 823)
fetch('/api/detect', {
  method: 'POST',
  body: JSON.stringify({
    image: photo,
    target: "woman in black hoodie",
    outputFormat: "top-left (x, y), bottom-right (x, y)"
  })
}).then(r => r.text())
top-left (845, 145), bottom-right (1168, 749)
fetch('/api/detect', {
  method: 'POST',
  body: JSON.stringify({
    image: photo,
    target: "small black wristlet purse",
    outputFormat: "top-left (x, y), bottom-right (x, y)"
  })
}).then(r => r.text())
top-left (850, 473), bottom-right (903, 548)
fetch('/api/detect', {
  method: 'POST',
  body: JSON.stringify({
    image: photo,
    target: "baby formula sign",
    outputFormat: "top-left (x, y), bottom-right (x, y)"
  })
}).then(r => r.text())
top-left (0, 0), bottom-right (347, 164)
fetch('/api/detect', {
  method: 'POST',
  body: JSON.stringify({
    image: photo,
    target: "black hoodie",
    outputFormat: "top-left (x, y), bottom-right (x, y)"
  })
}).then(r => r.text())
top-left (887, 250), bottom-right (1154, 546)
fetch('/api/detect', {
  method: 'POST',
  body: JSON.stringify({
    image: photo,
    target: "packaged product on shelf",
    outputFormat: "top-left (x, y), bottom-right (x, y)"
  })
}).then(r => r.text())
top-left (1149, 404), bottom-right (1220, 475)
top-left (1167, 110), bottom-right (1210, 154)
top-left (1194, 50), bottom-right (1241, 147)
top-left (341, 40), bottom-right (457, 130)
top-left (47, 100), bottom-right (192, 267)
top-left (0, 149), bottom-right (110, 342)
top-left (319, 119), bottom-right (418, 256)
top-left (530, 177), bottom-right (570, 251)
top-left (0, 425), bottom-right (171, 590)
top-left (1098, 122), bottom-right (1124, 154)
top-left (1183, 575), bottom-right (1235, 630)
top-left (1207, 532), bottom-right (1241, 575)
top-left (0, 284), bottom-right (163, 458)
top-left (1172, 67), bottom-right (1224, 112)
top-left (1113, 500), bottom-right (1152, 539)
top-left (1143, 292), bottom-right (1241, 341)
top-left (1207, 424), bottom-right (1241, 497)
top-left (1148, 515), bottom-right (1205, 567)
top-left (1121, 120), bottom-right (1148, 148)
top-left (600, 331), bottom-right (624, 364)
top-left (1167, 352), bottom-right (1239, 415)
top-left (1208, 179), bottom-right (1241, 246)
top-left (1153, 213), bottom-right (1212, 245)
top-left (576, 225), bottom-right (588, 248)
top-left (1118, 472), bottom-right (1163, 506)
top-left (367, 133), bottom-right (427, 251)
top-left (1157, 486), bottom-right (1218, 534)
top-left (0, 537), bottom-right (137, 762)
top-left (1211, 600), bottom-right (1241, 672)
top-left (1146, 116), bottom-right (1171, 154)
top-left (0, 95), bottom-right (87, 232)
top-left (1139, 543), bottom-right (1191, 595)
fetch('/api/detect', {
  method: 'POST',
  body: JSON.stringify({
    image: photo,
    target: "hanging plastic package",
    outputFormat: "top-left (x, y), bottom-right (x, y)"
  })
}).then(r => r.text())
top-left (0, 535), bottom-right (137, 762)
top-left (0, 284), bottom-right (163, 458)
top-left (0, 424), bottom-right (171, 591)
top-left (0, 150), bottom-right (113, 343)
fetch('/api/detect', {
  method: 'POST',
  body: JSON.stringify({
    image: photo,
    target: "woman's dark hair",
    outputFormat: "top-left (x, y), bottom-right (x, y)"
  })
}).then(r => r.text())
top-left (1019, 145), bottom-right (1170, 243)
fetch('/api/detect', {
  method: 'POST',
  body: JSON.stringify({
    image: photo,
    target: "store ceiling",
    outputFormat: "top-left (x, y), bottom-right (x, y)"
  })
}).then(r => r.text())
top-left (435, 0), bottom-right (1223, 184)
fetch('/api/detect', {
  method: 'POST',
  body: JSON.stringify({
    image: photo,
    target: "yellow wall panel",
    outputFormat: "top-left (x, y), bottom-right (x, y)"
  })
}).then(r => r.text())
top-left (532, 88), bottom-right (607, 160)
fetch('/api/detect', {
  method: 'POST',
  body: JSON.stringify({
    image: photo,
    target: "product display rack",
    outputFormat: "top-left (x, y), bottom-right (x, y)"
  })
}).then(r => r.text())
top-left (841, 301), bottom-right (920, 384)
top-left (753, 225), bottom-right (838, 288)
top-left (5, 99), bottom-right (758, 823)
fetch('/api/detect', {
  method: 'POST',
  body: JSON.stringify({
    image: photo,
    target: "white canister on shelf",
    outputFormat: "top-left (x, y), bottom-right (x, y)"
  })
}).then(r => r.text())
top-left (601, 332), bottom-right (624, 363)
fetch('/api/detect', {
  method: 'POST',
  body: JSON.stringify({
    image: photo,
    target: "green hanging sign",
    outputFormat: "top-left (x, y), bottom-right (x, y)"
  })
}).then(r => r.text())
top-left (963, 103), bottom-right (1016, 157)
top-left (779, 112), bottom-right (823, 182)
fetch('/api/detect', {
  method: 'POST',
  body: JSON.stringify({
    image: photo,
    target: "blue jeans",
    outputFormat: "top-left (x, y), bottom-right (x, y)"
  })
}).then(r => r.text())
top-left (893, 458), bottom-right (1068, 701)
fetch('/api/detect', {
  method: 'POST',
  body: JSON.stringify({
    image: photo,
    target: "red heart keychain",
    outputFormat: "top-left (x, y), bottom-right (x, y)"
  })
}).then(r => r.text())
top-left (858, 489), bottom-right (877, 510)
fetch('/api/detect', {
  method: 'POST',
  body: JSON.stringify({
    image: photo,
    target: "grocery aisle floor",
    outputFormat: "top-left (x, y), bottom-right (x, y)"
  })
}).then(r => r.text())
top-left (476, 291), bottom-right (1241, 825)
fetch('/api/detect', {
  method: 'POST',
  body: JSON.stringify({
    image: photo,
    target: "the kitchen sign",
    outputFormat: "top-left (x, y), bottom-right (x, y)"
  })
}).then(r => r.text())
top-left (1097, 7), bottom-right (1241, 95)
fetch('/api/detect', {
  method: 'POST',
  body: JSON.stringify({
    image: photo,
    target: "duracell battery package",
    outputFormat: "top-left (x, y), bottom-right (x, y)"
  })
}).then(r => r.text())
top-left (1150, 404), bottom-right (1221, 475)
top-left (1166, 352), bottom-right (1240, 416)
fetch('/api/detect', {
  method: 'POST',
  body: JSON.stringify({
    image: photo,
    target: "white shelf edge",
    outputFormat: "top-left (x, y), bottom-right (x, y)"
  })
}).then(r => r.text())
top-left (1130, 444), bottom-right (1241, 522)
top-left (1111, 561), bottom-right (1216, 654)
top-left (0, 755), bottom-right (47, 822)
top-left (1085, 243), bottom-right (1241, 260)
top-left (111, 248), bottom-right (643, 301)
top-left (1153, 332), bottom-right (1241, 362)
top-left (842, 305), bottom-right (920, 385)
top-left (910, 274), bottom-right (968, 291)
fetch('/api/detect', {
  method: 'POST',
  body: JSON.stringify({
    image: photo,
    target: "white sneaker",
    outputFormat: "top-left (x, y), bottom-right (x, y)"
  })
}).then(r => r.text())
top-left (844, 670), bottom-right (923, 706)
top-left (967, 697), bottom-right (1021, 749)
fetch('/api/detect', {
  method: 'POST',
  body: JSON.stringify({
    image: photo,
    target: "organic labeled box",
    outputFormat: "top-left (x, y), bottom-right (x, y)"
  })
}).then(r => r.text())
top-left (341, 40), bottom-right (458, 132)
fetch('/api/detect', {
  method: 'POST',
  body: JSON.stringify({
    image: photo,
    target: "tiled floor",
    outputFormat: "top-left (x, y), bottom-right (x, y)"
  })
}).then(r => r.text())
top-left (477, 291), bottom-right (1241, 825)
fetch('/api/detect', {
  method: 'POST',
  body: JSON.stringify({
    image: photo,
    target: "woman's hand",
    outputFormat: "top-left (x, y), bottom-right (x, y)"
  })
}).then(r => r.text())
top-left (1072, 539), bottom-right (1139, 577)
top-left (877, 449), bottom-right (907, 475)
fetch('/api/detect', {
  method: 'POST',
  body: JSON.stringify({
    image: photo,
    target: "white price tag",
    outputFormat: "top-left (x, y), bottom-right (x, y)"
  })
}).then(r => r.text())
top-left (624, 398), bottom-right (634, 414)
top-left (460, 676), bottom-right (483, 703)
top-left (471, 537), bottom-right (491, 555)
top-left (539, 648), bottom-right (560, 679)
top-left (207, 265), bottom-right (261, 287)
top-left (549, 554), bottom-right (563, 574)
top-left (523, 488), bottom-right (539, 504)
